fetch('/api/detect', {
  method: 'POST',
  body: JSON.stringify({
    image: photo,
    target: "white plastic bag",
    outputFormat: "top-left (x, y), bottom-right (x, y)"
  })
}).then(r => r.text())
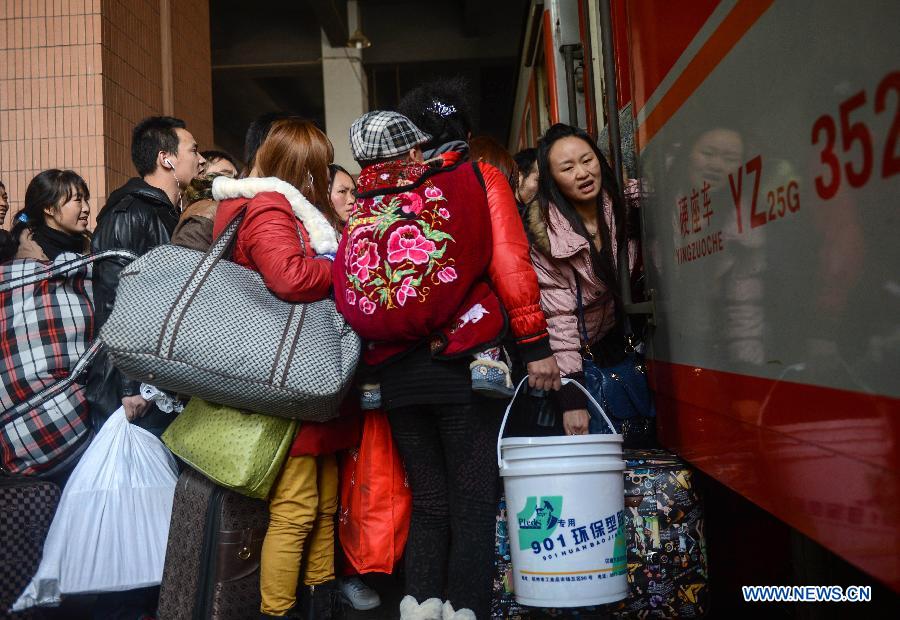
top-left (13, 407), bottom-right (178, 610)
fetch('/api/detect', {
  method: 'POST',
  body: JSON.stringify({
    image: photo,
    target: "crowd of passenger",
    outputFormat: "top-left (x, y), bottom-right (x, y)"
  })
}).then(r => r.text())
top-left (0, 77), bottom-right (642, 620)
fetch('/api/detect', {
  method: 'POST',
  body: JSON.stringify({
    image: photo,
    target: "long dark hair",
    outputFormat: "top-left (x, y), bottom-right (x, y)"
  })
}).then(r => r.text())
top-left (536, 123), bottom-right (626, 295)
top-left (0, 169), bottom-right (90, 262)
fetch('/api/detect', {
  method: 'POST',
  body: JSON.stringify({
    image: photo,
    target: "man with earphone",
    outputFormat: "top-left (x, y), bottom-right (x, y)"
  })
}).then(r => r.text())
top-left (87, 116), bottom-right (206, 435)
top-left (85, 115), bottom-right (206, 618)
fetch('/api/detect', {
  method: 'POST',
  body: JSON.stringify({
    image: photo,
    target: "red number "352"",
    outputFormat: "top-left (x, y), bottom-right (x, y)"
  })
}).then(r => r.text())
top-left (812, 71), bottom-right (900, 200)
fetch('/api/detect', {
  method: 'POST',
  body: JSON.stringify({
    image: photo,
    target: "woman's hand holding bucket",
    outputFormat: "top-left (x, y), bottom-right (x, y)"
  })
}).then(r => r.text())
top-left (526, 356), bottom-right (562, 392)
top-left (563, 409), bottom-right (590, 435)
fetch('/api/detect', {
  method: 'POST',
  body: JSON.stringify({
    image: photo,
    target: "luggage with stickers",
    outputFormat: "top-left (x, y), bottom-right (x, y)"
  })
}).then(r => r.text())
top-left (610, 449), bottom-right (709, 618)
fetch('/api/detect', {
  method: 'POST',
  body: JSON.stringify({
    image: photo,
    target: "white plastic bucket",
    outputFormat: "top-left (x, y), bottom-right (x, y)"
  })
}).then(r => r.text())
top-left (498, 378), bottom-right (628, 608)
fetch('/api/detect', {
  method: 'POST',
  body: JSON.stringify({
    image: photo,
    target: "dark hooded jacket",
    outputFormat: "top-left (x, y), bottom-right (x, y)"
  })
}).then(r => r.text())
top-left (86, 177), bottom-right (179, 431)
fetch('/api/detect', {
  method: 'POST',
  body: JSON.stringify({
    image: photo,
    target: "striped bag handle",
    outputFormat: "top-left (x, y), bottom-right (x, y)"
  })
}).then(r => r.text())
top-left (0, 250), bottom-right (138, 293)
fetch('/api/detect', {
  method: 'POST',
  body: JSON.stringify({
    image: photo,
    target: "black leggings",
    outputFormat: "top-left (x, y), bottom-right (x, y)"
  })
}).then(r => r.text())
top-left (388, 401), bottom-right (502, 618)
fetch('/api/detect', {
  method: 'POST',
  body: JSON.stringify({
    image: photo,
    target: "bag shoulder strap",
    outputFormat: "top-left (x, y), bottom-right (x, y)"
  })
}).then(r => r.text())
top-left (0, 250), bottom-right (138, 293)
top-left (157, 206), bottom-right (248, 359)
top-left (471, 161), bottom-right (487, 191)
top-left (208, 205), bottom-right (248, 261)
top-left (574, 276), bottom-right (590, 347)
top-left (295, 220), bottom-right (307, 255)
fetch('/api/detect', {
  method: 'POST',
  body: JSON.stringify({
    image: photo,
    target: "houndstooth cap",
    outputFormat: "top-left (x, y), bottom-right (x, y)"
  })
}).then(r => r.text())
top-left (349, 111), bottom-right (432, 162)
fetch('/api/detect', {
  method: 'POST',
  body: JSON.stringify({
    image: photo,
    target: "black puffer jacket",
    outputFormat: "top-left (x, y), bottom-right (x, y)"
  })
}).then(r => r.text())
top-left (86, 178), bottom-right (179, 431)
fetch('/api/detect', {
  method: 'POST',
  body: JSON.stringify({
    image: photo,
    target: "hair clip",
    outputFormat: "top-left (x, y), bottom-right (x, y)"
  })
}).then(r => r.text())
top-left (426, 100), bottom-right (457, 118)
top-left (16, 212), bottom-right (28, 223)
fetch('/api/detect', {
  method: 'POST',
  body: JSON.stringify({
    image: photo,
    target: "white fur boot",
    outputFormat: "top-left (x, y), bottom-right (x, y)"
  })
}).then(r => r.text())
top-left (399, 595), bottom-right (444, 620)
top-left (441, 600), bottom-right (477, 620)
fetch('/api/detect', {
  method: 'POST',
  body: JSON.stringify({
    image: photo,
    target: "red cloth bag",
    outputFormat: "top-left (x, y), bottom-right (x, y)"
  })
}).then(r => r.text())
top-left (339, 410), bottom-right (411, 574)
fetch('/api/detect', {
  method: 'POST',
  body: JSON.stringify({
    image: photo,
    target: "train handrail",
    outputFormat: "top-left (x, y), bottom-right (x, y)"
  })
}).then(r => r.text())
top-left (598, 0), bottom-right (655, 324)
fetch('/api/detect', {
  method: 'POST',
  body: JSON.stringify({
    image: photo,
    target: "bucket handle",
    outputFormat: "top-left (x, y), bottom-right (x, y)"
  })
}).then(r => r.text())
top-left (497, 377), bottom-right (618, 469)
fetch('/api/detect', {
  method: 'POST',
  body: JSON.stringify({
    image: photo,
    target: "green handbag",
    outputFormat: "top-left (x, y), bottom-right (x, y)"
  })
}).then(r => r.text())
top-left (162, 398), bottom-right (297, 499)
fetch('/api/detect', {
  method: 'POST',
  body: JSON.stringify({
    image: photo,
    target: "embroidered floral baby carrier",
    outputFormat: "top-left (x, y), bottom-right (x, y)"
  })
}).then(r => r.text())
top-left (335, 158), bottom-right (503, 360)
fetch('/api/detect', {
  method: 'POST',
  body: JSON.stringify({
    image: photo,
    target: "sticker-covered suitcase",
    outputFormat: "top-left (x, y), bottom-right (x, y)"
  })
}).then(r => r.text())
top-left (157, 466), bottom-right (268, 620)
top-left (611, 449), bottom-right (709, 618)
top-left (0, 476), bottom-right (60, 620)
top-left (491, 495), bottom-right (531, 619)
top-left (492, 449), bottom-right (708, 619)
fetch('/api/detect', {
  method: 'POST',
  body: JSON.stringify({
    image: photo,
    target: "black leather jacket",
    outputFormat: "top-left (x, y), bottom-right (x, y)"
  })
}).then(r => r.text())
top-left (86, 178), bottom-right (179, 430)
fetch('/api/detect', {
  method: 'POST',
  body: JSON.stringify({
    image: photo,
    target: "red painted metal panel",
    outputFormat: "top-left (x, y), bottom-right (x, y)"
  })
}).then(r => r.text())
top-left (649, 360), bottom-right (900, 591)
top-left (625, 0), bottom-right (719, 115)
top-left (610, 0), bottom-right (632, 109)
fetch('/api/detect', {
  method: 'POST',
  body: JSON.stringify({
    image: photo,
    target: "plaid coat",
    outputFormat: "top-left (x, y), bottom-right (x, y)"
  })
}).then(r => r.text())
top-left (0, 254), bottom-right (94, 474)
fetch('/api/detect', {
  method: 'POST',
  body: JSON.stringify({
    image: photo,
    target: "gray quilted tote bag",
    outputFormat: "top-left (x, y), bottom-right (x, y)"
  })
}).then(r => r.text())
top-left (99, 211), bottom-right (360, 421)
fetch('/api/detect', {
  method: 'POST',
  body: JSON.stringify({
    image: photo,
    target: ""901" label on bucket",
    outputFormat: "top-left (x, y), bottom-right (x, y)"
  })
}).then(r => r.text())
top-left (517, 496), bottom-right (627, 570)
top-left (507, 492), bottom-right (628, 606)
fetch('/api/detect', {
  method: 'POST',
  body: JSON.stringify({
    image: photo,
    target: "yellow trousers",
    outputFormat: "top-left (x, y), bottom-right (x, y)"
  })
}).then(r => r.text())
top-left (259, 453), bottom-right (338, 616)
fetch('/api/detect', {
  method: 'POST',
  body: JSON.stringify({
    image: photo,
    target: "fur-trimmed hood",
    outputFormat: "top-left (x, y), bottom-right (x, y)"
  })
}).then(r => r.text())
top-left (211, 175), bottom-right (338, 255)
top-left (524, 200), bottom-right (552, 257)
top-left (524, 200), bottom-right (591, 260)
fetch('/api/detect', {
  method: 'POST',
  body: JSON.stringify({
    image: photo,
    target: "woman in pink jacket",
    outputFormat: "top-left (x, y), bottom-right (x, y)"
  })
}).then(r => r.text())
top-left (524, 124), bottom-right (636, 435)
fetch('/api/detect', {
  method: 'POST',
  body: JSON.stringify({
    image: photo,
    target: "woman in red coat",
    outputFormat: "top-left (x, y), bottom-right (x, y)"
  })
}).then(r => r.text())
top-left (211, 119), bottom-right (354, 619)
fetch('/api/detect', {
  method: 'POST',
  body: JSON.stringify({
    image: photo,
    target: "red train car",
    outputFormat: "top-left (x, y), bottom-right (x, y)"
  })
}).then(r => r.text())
top-left (511, 0), bottom-right (899, 594)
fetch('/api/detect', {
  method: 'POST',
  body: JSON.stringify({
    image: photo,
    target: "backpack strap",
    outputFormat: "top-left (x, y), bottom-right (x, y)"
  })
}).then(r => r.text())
top-left (471, 161), bottom-right (487, 191)
top-left (356, 157), bottom-right (469, 199)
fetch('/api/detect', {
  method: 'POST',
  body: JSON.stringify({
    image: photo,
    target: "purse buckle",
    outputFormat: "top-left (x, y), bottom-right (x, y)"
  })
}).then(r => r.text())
top-left (237, 528), bottom-right (253, 560)
top-left (582, 343), bottom-right (594, 362)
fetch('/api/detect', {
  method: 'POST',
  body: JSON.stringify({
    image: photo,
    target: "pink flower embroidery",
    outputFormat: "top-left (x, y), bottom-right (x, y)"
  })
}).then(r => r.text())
top-left (436, 267), bottom-right (457, 283)
top-left (350, 239), bottom-right (380, 282)
top-left (395, 276), bottom-right (418, 306)
top-left (379, 173), bottom-right (390, 180)
top-left (359, 297), bottom-right (376, 315)
top-left (438, 207), bottom-right (450, 219)
top-left (387, 225), bottom-right (436, 265)
top-left (345, 289), bottom-right (357, 306)
top-left (398, 192), bottom-right (424, 216)
top-left (424, 186), bottom-right (444, 200)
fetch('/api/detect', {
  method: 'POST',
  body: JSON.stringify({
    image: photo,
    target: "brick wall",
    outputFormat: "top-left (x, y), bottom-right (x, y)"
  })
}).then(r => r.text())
top-left (171, 0), bottom-right (213, 150)
top-left (0, 0), bottom-right (213, 229)
top-left (0, 0), bottom-right (106, 227)
top-left (100, 0), bottom-right (163, 199)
